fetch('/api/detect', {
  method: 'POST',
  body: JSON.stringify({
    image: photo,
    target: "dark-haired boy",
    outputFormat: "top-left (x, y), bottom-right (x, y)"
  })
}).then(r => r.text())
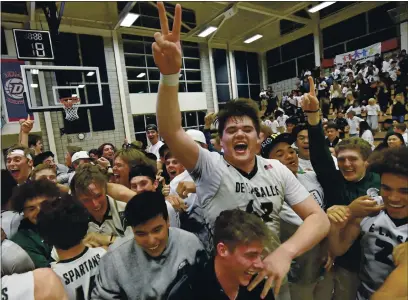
top-left (154, 4), bottom-right (329, 297)
top-left (328, 147), bottom-right (408, 300)
top-left (37, 195), bottom-right (106, 300)
top-left (9, 180), bottom-right (61, 268)
top-left (91, 192), bottom-right (205, 299)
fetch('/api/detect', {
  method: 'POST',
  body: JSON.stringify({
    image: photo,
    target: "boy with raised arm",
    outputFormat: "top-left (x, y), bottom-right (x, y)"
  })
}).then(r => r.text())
top-left (153, 2), bottom-right (329, 297)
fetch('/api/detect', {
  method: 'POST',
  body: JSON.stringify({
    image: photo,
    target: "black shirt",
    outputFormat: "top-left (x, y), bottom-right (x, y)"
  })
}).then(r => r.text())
top-left (168, 257), bottom-right (275, 300)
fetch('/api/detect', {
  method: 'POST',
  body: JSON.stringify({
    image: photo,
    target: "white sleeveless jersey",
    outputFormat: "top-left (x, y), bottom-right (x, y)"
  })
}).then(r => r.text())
top-left (189, 147), bottom-right (310, 248)
top-left (51, 247), bottom-right (106, 300)
top-left (357, 211), bottom-right (408, 300)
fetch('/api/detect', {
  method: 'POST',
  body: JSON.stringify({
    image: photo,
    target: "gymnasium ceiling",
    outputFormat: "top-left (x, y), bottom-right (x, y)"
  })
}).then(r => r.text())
top-left (1, 1), bottom-right (388, 53)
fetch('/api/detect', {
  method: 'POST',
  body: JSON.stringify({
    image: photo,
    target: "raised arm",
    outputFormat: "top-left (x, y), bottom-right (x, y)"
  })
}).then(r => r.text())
top-left (302, 77), bottom-right (344, 206)
top-left (154, 2), bottom-right (199, 171)
top-left (19, 115), bottom-right (33, 148)
top-left (106, 183), bottom-right (136, 203)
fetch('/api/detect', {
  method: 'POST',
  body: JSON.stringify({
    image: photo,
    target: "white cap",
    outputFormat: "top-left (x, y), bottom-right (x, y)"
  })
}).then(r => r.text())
top-left (186, 129), bottom-right (206, 144)
top-left (71, 151), bottom-right (90, 163)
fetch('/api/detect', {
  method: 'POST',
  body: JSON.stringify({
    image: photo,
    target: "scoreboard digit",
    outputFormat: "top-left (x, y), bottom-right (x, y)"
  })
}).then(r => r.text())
top-left (12, 29), bottom-right (54, 61)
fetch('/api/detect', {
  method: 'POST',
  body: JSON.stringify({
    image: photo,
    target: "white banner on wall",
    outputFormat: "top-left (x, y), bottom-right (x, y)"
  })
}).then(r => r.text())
top-left (335, 42), bottom-right (381, 65)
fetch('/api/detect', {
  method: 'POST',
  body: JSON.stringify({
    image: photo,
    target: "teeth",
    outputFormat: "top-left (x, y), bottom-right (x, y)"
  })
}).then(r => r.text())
top-left (149, 245), bottom-right (159, 250)
top-left (389, 204), bottom-right (404, 208)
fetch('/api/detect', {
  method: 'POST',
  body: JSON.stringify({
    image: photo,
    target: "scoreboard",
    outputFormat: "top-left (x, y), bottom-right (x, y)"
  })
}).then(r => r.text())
top-left (13, 29), bottom-right (54, 61)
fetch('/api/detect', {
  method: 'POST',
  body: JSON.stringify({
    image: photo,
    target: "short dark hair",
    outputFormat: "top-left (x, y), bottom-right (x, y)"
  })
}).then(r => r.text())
top-left (217, 99), bottom-right (260, 137)
top-left (89, 148), bottom-right (99, 157)
top-left (124, 192), bottom-right (168, 227)
top-left (33, 151), bottom-right (54, 167)
top-left (292, 124), bottom-right (308, 139)
top-left (326, 123), bottom-right (338, 131)
top-left (158, 144), bottom-right (169, 158)
top-left (395, 123), bottom-right (407, 132)
top-left (28, 134), bottom-right (42, 148)
top-left (9, 179), bottom-right (60, 213)
top-left (285, 117), bottom-right (298, 126)
top-left (129, 164), bottom-right (156, 183)
top-left (369, 147), bottom-right (408, 177)
top-left (164, 151), bottom-right (175, 161)
top-left (37, 194), bottom-right (90, 250)
top-left (213, 209), bottom-right (279, 253)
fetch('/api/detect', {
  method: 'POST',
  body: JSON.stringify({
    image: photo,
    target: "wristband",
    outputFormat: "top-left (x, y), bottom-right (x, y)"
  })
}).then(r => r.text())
top-left (304, 109), bottom-right (320, 113)
top-left (160, 73), bottom-right (180, 87)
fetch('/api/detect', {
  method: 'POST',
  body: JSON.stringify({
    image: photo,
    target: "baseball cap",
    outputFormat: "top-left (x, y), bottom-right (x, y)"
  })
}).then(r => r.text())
top-left (71, 151), bottom-right (90, 163)
top-left (146, 124), bottom-right (158, 132)
top-left (261, 133), bottom-right (295, 159)
top-left (186, 129), bottom-right (206, 144)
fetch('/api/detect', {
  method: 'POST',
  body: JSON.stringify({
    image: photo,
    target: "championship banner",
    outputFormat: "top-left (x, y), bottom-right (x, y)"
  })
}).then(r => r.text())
top-left (1, 59), bottom-right (33, 122)
top-left (335, 42), bottom-right (381, 65)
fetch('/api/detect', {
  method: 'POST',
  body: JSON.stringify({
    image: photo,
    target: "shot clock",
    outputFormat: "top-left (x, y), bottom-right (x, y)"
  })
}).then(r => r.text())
top-left (13, 29), bottom-right (54, 61)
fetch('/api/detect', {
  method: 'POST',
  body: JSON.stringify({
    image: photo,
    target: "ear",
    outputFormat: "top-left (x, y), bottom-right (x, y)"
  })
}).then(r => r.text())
top-left (28, 159), bottom-right (33, 168)
top-left (153, 180), bottom-right (159, 190)
top-left (216, 242), bottom-right (229, 257)
top-left (364, 160), bottom-right (369, 169)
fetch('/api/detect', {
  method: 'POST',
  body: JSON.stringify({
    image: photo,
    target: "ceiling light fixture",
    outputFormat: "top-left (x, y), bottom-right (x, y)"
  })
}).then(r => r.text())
top-left (78, 84), bottom-right (85, 88)
top-left (137, 72), bottom-right (146, 78)
top-left (198, 26), bottom-right (217, 37)
top-left (120, 13), bottom-right (140, 27)
top-left (30, 83), bottom-right (38, 88)
top-left (244, 34), bottom-right (263, 44)
top-left (86, 72), bottom-right (95, 76)
top-left (30, 69), bottom-right (39, 75)
top-left (308, 2), bottom-right (336, 13)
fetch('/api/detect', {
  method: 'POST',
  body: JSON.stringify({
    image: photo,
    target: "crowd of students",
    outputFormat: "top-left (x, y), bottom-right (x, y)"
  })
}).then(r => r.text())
top-left (1, 3), bottom-right (408, 300)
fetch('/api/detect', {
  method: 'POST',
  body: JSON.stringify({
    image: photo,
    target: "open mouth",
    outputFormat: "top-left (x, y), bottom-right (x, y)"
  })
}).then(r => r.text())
top-left (234, 143), bottom-right (248, 154)
top-left (9, 169), bottom-right (20, 177)
top-left (388, 203), bottom-right (404, 208)
top-left (148, 245), bottom-right (159, 251)
top-left (168, 170), bottom-right (177, 177)
top-left (244, 270), bottom-right (256, 276)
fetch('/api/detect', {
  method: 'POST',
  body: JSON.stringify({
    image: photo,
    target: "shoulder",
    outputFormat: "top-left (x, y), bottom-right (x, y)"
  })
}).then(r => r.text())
top-left (108, 196), bottom-right (127, 212)
top-left (170, 228), bottom-right (201, 244)
top-left (108, 234), bottom-right (134, 253)
top-left (89, 246), bottom-right (107, 257)
top-left (260, 157), bottom-right (289, 173)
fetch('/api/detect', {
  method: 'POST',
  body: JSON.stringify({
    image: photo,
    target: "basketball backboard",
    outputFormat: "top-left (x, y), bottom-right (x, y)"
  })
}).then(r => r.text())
top-left (20, 65), bottom-right (104, 112)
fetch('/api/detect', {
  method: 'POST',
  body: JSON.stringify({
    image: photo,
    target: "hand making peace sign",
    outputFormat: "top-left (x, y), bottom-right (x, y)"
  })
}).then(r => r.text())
top-left (152, 2), bottom-right (182, 75)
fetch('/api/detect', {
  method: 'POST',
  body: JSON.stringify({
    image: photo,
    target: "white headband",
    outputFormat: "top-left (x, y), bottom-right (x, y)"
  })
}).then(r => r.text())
top-left (8, 149), bottom-right (32, 161)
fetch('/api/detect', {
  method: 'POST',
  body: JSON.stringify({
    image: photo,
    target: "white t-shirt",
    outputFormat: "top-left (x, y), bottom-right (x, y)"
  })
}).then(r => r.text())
top-left (277, 115), bottom-right (289, 128)
top-left (357, 211), bottom-right (408, 300)
top-left (298, 156), bottom-right (338, 172)
top-left (347, 116), bottom-right (363, 135)
top-left (146, 140), bottom-right (164, 161)
top-left (1, 211), bottom-right (23, 239)
top-left (51, 247), bottom-right (106, 300)
top-left (347, 106), bottom-right (362, 116)
top-left (361, 130), bottom-right (375, 150)
top-left (279, 170), bottom-right (324, 226)
top-left (363, 104), bottom-right (380, 116)
top-left (189, 146), bottom-right (310, 246)
top-left (402, 132), bottom-right (408, 146)
top-left (1, 271), bottom-right (34, 300)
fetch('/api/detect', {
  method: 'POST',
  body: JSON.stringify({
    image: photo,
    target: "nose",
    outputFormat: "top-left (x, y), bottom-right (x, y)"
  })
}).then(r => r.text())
top-left (92, 199), bottom-right (100, 208)
top-left (387, 191), bottom-right (400, 203)
top-left (253, 256), bottom-right (264, 269)
top-left (147, 234), bottom-right (157, 247)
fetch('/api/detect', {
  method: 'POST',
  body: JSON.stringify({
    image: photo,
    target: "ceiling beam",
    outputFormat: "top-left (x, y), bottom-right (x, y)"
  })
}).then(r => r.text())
top-left (184, 3), bottom-right (235, 38)
top-left (259, 1), bottom-right (388, 53)
top-left (237, 2), bottom-right (311, 24)
top-left (147, 2), bottom-right (192, 32)
top-left (114, 1), bottom-right (137, 30)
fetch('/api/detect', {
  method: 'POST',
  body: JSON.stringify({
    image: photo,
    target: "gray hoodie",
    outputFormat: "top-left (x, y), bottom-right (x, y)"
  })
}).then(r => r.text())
top-left (91, 227), bottom-right (205, 300)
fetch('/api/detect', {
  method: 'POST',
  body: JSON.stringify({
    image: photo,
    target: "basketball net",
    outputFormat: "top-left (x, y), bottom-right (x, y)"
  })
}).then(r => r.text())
top-left (59, 97), bottom-right (80, 121)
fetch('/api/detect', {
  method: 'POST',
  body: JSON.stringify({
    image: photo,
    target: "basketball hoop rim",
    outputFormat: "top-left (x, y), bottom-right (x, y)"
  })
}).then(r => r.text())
top-left (59, 96), bottom-right (80, 104)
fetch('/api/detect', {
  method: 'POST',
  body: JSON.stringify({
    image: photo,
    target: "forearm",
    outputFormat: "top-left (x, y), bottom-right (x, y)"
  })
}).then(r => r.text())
top-left (20, 131), bottom-right (29, 148)
top-left (157, 82), bottom-right (182, 140)
top-left (280, 211), bottom-right (330, 259)
top-left (371, 263), bottom-right (408, 300)
top-left (106, 183), bottom-right (136, 203)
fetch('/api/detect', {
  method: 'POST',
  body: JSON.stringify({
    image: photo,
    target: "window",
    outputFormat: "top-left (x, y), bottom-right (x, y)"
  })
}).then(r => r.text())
top-left (123, 35), bottom-right (202, 93)
top-left (268, 60), bottom-right (296, 84)
top-left (234, 51), bottom-right (261, 101)
top-left (213, 49), bottom-right (231, 103)
top-left (133, 110), bottom-right (207, 147)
